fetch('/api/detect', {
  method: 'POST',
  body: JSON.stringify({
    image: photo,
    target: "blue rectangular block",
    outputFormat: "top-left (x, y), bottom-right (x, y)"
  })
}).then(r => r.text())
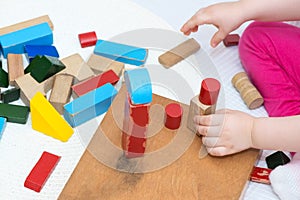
top-left (64, 83), bottom-right (118, 127)
top-left (94, 39), bottom-right (148, 66)
top-left (0, 22), bottom-right (53, 58)
top-left (124, 68), bottom-right (152, 105)
top-left (25, 45), bottom-right (59, 62)
top-left (0, 117), bottom-right (7, 141)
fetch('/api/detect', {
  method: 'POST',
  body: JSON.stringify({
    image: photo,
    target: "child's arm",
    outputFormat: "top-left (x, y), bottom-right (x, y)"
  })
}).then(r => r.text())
top-left (194, 109), bottom-right (300, 156)
top-left (181, 0), bottom-right (300, 47)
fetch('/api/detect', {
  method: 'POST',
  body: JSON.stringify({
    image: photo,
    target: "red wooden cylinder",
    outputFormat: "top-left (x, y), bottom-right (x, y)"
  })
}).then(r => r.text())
top-left (164, 103), bottom-right (183, 130)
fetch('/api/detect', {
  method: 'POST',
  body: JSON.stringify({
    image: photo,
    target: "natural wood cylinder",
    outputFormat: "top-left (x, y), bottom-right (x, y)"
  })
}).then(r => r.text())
top-left (232, 72), bottom-right (264, 109)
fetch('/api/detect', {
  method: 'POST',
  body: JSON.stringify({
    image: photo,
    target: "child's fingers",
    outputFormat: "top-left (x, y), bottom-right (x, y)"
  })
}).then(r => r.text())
top-left (196, 125), bottom-right (221, 137)
top-left (211, 29), bottom-right (227, 47)
top-left (206, 146), bottom-right (228, 156)
top-left (193, 114), bottom-right (223, 126)
top-left (202, 136), bottom-right (220, 148)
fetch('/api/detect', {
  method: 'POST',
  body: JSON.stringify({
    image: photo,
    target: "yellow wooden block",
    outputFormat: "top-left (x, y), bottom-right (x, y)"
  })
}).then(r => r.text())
top-left (30, 92), bottom-right (74, 142)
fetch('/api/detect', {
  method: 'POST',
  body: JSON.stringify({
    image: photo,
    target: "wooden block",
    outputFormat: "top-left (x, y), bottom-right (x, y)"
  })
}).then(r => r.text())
top-left (124, 68), bottom-right (152, 105)
top-left (232, 72), bottom-right (264, 109)
top-left (78, 31), bottom-right (97, 48)
top-left (61, 53), bottom-right (95, 83)
top-left (158, 38), bottom-right (200, 68)
top-left (15, 74), bottom-right (46, 106)
top-left (87, 53), bottom-right (124, 77)
top-left (7, 53), bottom-right (24, 86)
top-left (16, 54), bottom-right (94, 106)
top-left (72, 69), bottom-right (119, 97)
top-left (94, 39), bottom-right (148, 66)
top-left (250, 166), bottom-right (272, 184)
top-left (0, 103), bottom-right (30, 124)
top-left (24, 45), bottom-right (59, 62)
top-left (24, 55), bottom-right (65, 83)
top-left (266, 151), bottom-right (290, 169)
top-left (122, 93), bottom-right (150, 158)
top-left (49, 74), bottom-right (74, 114)
top-left (0, 68), bottom-right (9, 88)
top-left (187, 78), bottom-right (220, 135)
top-left (164, 103), bottom-right (183, 130)
top-left (24, 151), bottom-right (60, 192)
top-left (223, 34), bottom-right (240, 47)
top-left (0, 15), bottom-right (53, 36)
top-left (0, 117), bottom-right (7, 140)
top-left (0, 22), bottom-right (53, 58)
top-left (1, 88), bottom-right (20, 103)
top-left (30, 92), bottom-right (74, 142)
top-left (64, 83), bottom-right (118, 127)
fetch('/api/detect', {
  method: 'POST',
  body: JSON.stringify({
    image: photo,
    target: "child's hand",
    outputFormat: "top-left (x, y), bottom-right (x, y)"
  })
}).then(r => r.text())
top-left (180, 2), bottom-right (244, 47)
top-left (194, 109), bottom-right (255, 156)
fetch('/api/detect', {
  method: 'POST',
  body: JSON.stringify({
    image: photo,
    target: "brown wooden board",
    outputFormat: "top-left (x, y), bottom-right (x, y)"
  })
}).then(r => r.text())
top-left (59, 85), bottom-right (259, 200)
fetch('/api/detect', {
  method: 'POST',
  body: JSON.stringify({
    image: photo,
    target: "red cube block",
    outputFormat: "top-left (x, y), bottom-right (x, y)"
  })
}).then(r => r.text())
top-left (78, 31), bottom-right (97, 48)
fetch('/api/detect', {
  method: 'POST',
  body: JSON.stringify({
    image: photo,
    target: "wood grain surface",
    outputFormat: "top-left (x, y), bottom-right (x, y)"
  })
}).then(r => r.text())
top-left (59, 85), bottom-right (259, 200)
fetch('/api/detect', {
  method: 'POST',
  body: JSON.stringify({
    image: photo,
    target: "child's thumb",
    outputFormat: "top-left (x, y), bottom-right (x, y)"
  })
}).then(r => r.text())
top-left (211, 30), bottom-right (227, 47)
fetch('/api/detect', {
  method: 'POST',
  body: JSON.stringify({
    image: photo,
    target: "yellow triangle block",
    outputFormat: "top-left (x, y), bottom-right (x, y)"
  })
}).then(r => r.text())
top-left (30, 92), bottom-right (74, 142)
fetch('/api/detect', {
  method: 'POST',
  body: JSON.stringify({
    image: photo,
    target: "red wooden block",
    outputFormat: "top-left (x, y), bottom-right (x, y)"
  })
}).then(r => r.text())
top-left (199, 78), bottom-right (221, 105)
top-left (122, 93), bottom-right (149, 158)
top-left (223, 34), bottom-right (240, 47)
top-left (24, 151), bottom-right (60, 192)
top-left (164, 103), bottom-right (183, 130)
top-left (250, 166), bottom-right (272, 184)
top-left (78, 31), bottom-right (97, 48)
top-left (72, 69), bottom-right (119, 97)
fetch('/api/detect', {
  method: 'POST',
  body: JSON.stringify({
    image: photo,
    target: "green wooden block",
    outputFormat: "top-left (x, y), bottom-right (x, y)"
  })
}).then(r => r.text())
top-left (1, 88), bottom-right (20, 103)
top-left (0, 68), bottom-right (9, 88)
top-left (0, 103), bottom-right (30, 124)
top-left (25, 55), bottom-right (66, 83)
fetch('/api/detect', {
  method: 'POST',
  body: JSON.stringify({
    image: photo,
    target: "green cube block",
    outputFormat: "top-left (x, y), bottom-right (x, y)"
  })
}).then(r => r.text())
top-left (1, 88), bottom-right (20, 103)
top-left (266, 151), bottom-right (290, 169)
top-left (25, 55), bottom-right (66, 83)
top-left (0, 103), bottom-right (30, 124)
top-left (0, 68), bottom-right (9, 88)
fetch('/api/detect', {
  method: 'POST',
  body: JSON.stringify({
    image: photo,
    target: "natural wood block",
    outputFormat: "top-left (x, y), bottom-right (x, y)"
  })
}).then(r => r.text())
top-left (49, 74), bottom-right (74, 114)
top-left (58, 85), bottom-right (259, 200)
top-left (87, 54), bottom-right (124, 77)
top-left (187, 95), bottom-right (216, 135)
top-left (15, 74), bottom-right (46, 106)
top-left (158, 38), bottom-right (200, 68)
top-left (7, 53), bottom-right (24, 86)
top-left (61, 53), bottom-right (94, 83)
top-left (0, 15), bottom-right (53, 36)
top-left (30, 92), bottom-right (74, 142)
top-left (232, 72), bottom-right (264, 109)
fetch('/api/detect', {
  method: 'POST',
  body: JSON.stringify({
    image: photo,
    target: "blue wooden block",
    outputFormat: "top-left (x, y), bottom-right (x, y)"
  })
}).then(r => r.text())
top-left (64, 83), bottom-right (118, 127)
top-left (0, 22), bottom-right (53, 58)
top-left (94, 39), bottom-right (148, 66)
top-left (0, 117), bottom-right (7, 141)
top-left (25, 45), bottom-right (59, 62)
top-left (124, 68), bottom-right (152, 105)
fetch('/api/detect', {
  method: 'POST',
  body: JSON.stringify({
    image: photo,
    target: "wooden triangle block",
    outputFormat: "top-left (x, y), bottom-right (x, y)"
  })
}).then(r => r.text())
top-left (30, 92), bottom-right (73, 142)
